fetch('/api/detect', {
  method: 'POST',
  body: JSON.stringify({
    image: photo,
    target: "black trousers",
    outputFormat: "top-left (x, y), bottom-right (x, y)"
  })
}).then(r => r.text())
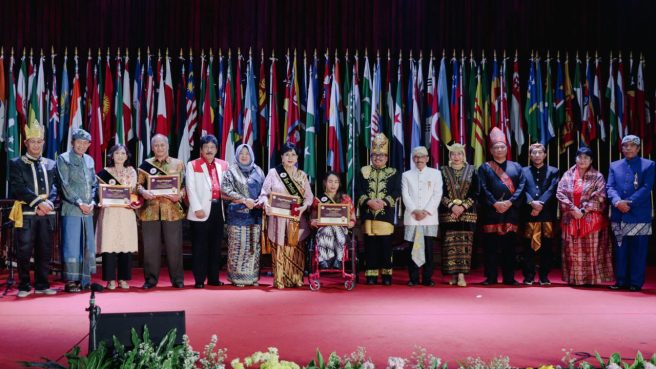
top-left (407, 236), bottom-right (435, 284)
top-left (16, 215), bottom-right (55, 291)
top-left (102, 252), bottom-right (133, 281)
top-left (484, 232), bottom-right (517, 282)
top-left (522, 237), bottom-right (553, 281)
top-left (190, 202), bottom-right (224, 285)
top-left (364, 234), bottom-right (393, 276)
top-left (142, 220), bottom-right (184, 286)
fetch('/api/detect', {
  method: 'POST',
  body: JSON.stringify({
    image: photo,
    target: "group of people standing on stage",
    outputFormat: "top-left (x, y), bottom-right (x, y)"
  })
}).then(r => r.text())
top-left (8, 119), bottom-right (654, 298)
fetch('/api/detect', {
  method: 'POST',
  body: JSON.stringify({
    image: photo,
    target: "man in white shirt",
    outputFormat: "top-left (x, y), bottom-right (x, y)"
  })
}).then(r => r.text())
top-left (402, 146), bottom-right (443, 286)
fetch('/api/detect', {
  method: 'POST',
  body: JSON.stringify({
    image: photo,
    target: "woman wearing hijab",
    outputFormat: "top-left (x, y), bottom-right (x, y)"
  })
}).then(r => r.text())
top-left (221, 144), bottom-right (266, 287)
top-left (556, 147), bottom-right (613, 286)
top-left (438, 143), bottom-right (479, 287)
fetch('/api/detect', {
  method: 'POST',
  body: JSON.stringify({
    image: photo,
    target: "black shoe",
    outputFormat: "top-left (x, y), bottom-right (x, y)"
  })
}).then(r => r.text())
top-left (142, 282), bottom-right (157, 290)
top-left (539, 278), bottom-right (551, 286)
top-left (422, 281), bottom-right (436, 287)
top-left (608, 284), bottom-right (624, 290)
top-left (172, 282), bottom-right (184, 289)
top-left (503, 280), bottom-right (520, 286)
top-left (523, 279), bottom-right (534, 286)
top-left (318, 261), bottom-right (330, 270)
top-left (366, 277), bottom-right (377, 285)
top-left (333, 260), bottom-right (342, 269)
top-left (407, 281), bottom-right (418, 287)
top-left (629, 285), bottom-right (641, 292)
top-left (194, 283), bottom-right (205, 289)
top-left (382, 276), bottom-right (392, 286)
top-left (481, 279), bottom-right (497, 286)
top-left (207, 281), bottom-right (225, 286)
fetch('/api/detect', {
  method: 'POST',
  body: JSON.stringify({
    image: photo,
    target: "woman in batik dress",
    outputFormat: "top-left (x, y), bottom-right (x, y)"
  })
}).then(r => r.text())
top-left (221, 144), bottom-right (265, 287)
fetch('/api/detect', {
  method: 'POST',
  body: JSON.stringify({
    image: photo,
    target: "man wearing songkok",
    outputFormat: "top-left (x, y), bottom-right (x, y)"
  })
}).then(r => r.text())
top-left (186, 134), bottom-right (229, 288)
top-left (521, 143), bottom-right (559, 286)
top-left (402, 146), bottom-right (443, 287)
top-left (9, 121), bottom-right (58, 298)
top-left (137, 134), bottom-right (186, 289)
top-left (356, 133), bottom-right (402, 285)
top-left (478, 127), bottom-right (526, 285)
top-left (57, 128), bottom-right (98, 293)
top-left (607, 135), bottom-right (655, 292)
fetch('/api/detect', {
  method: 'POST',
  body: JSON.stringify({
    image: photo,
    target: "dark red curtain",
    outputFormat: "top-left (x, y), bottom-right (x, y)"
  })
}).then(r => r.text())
top-left (1, 0), bottom-right (654, 62)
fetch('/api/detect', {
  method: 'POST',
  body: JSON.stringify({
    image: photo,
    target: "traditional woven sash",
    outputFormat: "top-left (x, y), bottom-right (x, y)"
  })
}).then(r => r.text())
top-left (97, 168), bottom-right (123, 185)
top-left (275, 165), bottom-right (303, 246)
top-left (486, 161), bottom-right (516, 195)
top-left (139, 160), bottom-right (168, 176)
top-left (565, 168), bottom-right (606, 238)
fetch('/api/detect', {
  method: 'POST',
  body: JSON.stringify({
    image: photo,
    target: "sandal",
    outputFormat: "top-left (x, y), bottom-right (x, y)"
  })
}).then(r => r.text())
top-left (65, 282), bottom-right (81, 293)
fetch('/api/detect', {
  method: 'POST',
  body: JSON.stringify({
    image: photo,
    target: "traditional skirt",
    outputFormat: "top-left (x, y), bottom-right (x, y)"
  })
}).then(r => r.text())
top-left (227, 224), bottom-right (262, 285)
top-left (61, 215), bottom-right (96, 285)
top-left (561, 228), bottom-right (614, 285)
top-left (441, 230), bottom-right (473, 274)
top-left (315, 226), bottom-right (348, 263)
top-left (271, 241), bottom-right (305, 288)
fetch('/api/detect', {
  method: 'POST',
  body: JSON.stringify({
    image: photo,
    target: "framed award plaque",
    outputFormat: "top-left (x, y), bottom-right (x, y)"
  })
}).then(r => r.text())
top-left (268, 192), bottom-right (301, 219)
top-left (147, 175), bottom-right (180, 196)
top-left (316, 203), bottom-right (350, 226)
top-left (99, 184), bottom-right (132, 207)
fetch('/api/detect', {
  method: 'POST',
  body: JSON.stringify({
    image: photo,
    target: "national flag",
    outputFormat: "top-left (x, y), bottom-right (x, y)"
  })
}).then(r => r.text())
top-left (243, 52), bottom-right (257, 147)
top-left (371, 57), bottom-right (382, 140)
top-left (636, 56), bottom-right (649, 153)
top-left (6, 54), bottom-right (19, 162)
top-left (593, 56), bottom-right (606, 142)
top-left (616, 55), bottom-right (626, 140)
top-left (626, 56), bottom-right (637, 136)
top-left (258, 50), bottom-right (268, 146)
top-left (67, 59), bottom-right (83, 151)
top-left (581, 55), bottom-right (597, 145)
top-left (121, 56), bottom-right (132, 144)
top-left (46, 54), bottom-right (60, 159)
top-left (114, 55), bottom-right (124, 144)
top-left (468, 55), bottom-right (478, 140)
top-left (267, 55), bottom-right (280, 169)
top-left (27, 54), bottom-right (45, 132)
top-left (525, 55), bottom-right (539, 141)
top-left (510, 53), bottom-right (525, 154)
top-left (392, 57), bottom-right (405, 171)
top-left (410, 59), bottom-right (422, 169)
top-left (450, 54), bottom-right (462, 143)
top-left (216, 53), bottom-right (225, 141)
top-left (327, 56), bottom-right (344, 172)
top-left (141, 54), bottom-right (155, 161)
top-left (554, 56), bottom-right (566, 140)
top-left (0, 51), bottom-right (6, 146)
top-left (490, 55), bottom-right (499, 129)
top-left (304, 57), bottom-right (318, 182)
top-left (427, 54), bottom-right (440, 167)
top-left (88, 65), bottom-right (103, 169)
top-left (542, 56), bottom-right (555, 145)
top-left (361, 54), bottom-right (371, 148)
top-left (471, 65), bottom-right (485, 167)
top-left (201, 54), bottom-right (215, 137)
top-left (384, 53), bottom-right (394, 144)
top-left (84, 51), bottom-right (94, 126)
top-left (437, 54), bottom-right (452, 143)
top-left (155, 59), bottom-right (169, 137)
top-left (481, 53), bottom-right (491, 134)
top-left (235, 51), bottom-right (244, 142)
top-left (133, 53), bottom-right (143, 159)
top-left (59, 55), bottom-right (71, 150)
top-left (457, 53), bottom-right (466, 147)
top-left (320, 52), bottom-right (331, 133)
top-left (178, 58), bottom-right (198, 164)
top-left (17, 52), bottom-right (27, 130)
top-left (606, 54), bottom-right (618, 146)
top-left (102, 54), bottom-right (113, 150)
top-left (285, 53), bottom-right (301, 144)
top-left (346, 54), bottom-right (361, 195)
top-left (534, 55), bottom-right (548, 144)
top-left (221, 55), bottom-right (236, 163)
top-left (561, 55), bottom-right (576, 152)
top-left (499, 56), bottom-right (512, 159)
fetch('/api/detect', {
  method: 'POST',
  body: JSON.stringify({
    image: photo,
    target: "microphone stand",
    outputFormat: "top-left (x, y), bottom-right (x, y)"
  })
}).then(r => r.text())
top-left (86, 288), bottom-right (101, 352)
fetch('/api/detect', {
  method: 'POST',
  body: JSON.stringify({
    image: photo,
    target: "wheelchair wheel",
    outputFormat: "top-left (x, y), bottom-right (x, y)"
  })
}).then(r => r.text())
top-left (344, 279), bottom-right (355, 291)
top-left (309, 278), bottom-right (321, 291)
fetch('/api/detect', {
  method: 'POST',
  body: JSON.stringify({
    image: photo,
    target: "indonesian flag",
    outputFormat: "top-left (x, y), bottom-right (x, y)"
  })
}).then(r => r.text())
top-left (164, 55), bottom-right (174, 140)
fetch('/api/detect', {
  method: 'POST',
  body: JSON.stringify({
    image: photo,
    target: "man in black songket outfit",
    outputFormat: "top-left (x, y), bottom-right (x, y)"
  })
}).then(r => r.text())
top-left (356, 133), bottom-right (402, 286)
top-left (478, 127), bottom-right (526, 286)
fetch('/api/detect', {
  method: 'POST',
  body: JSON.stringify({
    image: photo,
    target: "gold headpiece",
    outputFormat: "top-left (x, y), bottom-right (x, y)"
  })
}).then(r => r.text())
top-left (25, 120), bottom-right (45, 141)
top-left (446, 143), bottom-right (466, 153)
top-left (371, 133), bottom-right (389, 155)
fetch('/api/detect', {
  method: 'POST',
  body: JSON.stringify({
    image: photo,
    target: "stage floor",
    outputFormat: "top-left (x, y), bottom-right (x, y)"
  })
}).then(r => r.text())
top-left (1, 268), bottom-right (654, 368)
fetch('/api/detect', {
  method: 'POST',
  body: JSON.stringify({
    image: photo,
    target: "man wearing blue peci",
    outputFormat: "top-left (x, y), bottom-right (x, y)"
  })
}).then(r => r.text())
top-left (607, 135), bottom-right (655, 292)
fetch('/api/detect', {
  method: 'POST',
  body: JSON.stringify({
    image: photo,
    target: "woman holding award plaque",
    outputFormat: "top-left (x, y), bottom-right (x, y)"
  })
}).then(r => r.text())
top-left (310, 172), bottom-right (356, 270)
top-left (95, 144), bottom-right (140, 290)
top-left (259, 143), bottom-right (314, 289)
top-left (221, 144), bottom-right (265, 287)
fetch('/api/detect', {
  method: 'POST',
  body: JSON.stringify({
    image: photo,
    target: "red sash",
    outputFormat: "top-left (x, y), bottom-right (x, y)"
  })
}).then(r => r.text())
top-left (486, 161), bottom-right (516, 195)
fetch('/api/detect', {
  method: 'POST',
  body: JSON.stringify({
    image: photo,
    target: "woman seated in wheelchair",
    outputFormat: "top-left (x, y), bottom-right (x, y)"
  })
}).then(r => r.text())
top-left (310, 171), bottom-right (356, 270)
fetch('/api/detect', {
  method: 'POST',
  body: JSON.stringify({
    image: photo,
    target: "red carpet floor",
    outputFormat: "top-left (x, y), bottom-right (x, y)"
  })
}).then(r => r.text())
top-left (1, 268), bottom-right (655, 368)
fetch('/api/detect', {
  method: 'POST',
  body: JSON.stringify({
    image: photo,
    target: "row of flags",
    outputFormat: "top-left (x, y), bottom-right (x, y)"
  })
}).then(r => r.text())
top-left (1, 48), bottom-right (654, 194)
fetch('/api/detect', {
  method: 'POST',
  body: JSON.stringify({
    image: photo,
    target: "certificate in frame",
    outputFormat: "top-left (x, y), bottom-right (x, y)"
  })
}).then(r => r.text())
top-left (147, 175), bottom-right (180, 196)
top-left (316, 203), bottom-right (350, 226)
top-left (268, 192), bottom-right (301, 219)
top-left (99, 184), bottom-right (132, 208)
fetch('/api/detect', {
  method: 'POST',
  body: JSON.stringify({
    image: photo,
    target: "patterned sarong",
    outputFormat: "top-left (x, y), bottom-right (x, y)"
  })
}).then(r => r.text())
top-left (271, 242), bottom-right (305, 288)
top-left (227, 224), bottom-right (262, 285)
top-left (441, 230), bottom-right (473, 274)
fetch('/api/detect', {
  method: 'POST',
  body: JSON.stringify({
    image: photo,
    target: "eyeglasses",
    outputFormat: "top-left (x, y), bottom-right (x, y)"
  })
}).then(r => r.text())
top-left (371, 154), bottom-right (387, 159)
